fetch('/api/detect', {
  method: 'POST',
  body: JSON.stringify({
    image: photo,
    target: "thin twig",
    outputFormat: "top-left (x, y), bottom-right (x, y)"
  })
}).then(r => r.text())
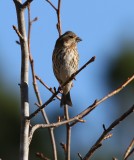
top-left (82, 104), bottom-right (134, 160)
top-left (72, 56), bottom-right (95, 77)
top-left (28, 62), bottom-right (134, 122)
top-left (57, 0), bottom-right (62, 36)
top-left (78, 153), bottom-right (83, 160)
top-left (27, 5), bottom-right (43, 118)
top-left (60, 142), bottom-right (67, 152)
top-left (28, 74), bottom-right (134, 142)
top-left (12, 25), bottom-right (24, 40)
top-left (27, 5), bottom-right (57, 160)
top-left (70, 74), bottom-right (134, 126)
top-left (45, 0), bottom-right (62, 36)
top-left (29, 116), bottom-right (85, 144)
top-left (35, 75), bottom-right (61, 100)
top-left (103, 133), bottom-right (112, 140)
top-left (45, 0), bottom-right (57, 11)
top-left (28, 56), bottom-right (95, 120)
top-left (13, 0), bottom-right (30, 159)
top-left (124, 138), bottom-right (134, 160)
top-left (112, 158), bottom-right (118, 160)
top-left (64, 105), bottom-right (71, 160)
top-left (22, 0), bottom-right (34, 9)
top-left (36, 152), bottom-right (50, 160)
top-left (124, 148), bottom-right (134, 160)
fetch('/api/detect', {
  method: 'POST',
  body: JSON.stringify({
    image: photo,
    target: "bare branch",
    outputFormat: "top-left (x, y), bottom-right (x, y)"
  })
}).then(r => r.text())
top-left (70, 74), bottom-right (134, 126)
top-left (72, 56), bottom-right (95, 77)
top-left (28, 62), bottom-right (134, 123)
top-left (112, 158), bottom-right (118, 160)
top-left (27, 5), bottom-right (43, 115)
top-left (45, 0), bottom-right (57, 11)
top-left (45, 0), bottom-right (62, 36)
top-left (13, 0), bottom-right (30, 159)
top-left (28, 56), bottom-right (95, 119)
top-left (78, 153), bottom-right (83, 160)
top-left (28, 115), bottom-right (86, 143)
top-left (27, 5), bottom-right (57, 160)
top-left (103, 133), bottom-right (112, 140)
top-left (64, 105), bottom-right (71, 160)
top-left (124, 138), bottom-right (134, 160)
top-left (36, 152), bottom-right (50, 160)
top-left (22, 0), bottom-right (34, 9)
top-left (35, 75), bottom-right (61, 100)
top-left (28, 74), bottom-right (134, 142)
top-left (60, 142), bottom-right (67, 152)
top-left (28, 74), bottom-right (134, 150)
top-left (28, 90), bottom-right (59, 119)
top-left (124, 148), bottom-right (134, 160)
top-left (82, 104), bottom-right (134, 160)
top-left (13, 1), bottom-right (134, 159)
top-left (31, 17), bottom-right (38, 23)
top-left (102, 124), bottom-right (106, 131)
top-left (57, 0), bottom-right (62, 36)
top-left (13, 25), bottom-right (24, 40)
top-left (29, 92), bottom-right (134, 155)
top-left (16, 40), bottom-right (20, 45)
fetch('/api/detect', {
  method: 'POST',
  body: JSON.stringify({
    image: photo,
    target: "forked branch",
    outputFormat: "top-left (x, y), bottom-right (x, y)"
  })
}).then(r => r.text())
top-left (13, 0), bottom-right (30, 159)
top-left (124, 138), bottom-right (134, 160)
top-left (29, 75), bottom-right (134, 146)
top-left (27, 5), bottom-right (57, 160)
top-left (82, 104), bottom-right (134, 160)
top-left (28, 56), bottom-right (96, 119)
top-left (70, 74), bottom-right (134, 126)
top-left (45, 0), bottom-right (62, 36)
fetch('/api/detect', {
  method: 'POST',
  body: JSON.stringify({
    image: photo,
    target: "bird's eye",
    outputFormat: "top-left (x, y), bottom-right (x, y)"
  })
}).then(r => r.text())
top-left (69, 35), bottom-right (74, 38)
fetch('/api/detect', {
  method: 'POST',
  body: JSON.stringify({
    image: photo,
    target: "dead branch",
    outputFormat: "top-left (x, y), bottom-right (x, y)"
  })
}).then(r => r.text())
top-left (36, 152), bottom-right (50, 160)
top-left (45, 0), bottom-right (62, 36)
top-left (78, 153), bottom-right (83, 160)
top-left (45, 0), bottom-right (57, 11)
top-left (64, 105), bottom-right (71, 160)
top-left (57, 0), bottom-right (62, 36)
top-left (35, 75), bottom-right (61, 100)
top-left (27, 74), bottom-right (134, 149)
top-left (82, 104), bottom-right (134, 160)
top-left (124, 138), bottom-right (134, 160)
top-left (13, 0), bottom-right (30, 159)
top-left (27, 5), bottom-right (57, 160)
top-left (13, 25), bottom-right (24, 40)
top-left (22, 0), bottom-right (34, 9)
top-left (28, 56), bottom-right (95, 120)
top-left (28, 74), bottom-right (134, 145)
top-left (28, 116), bottom-right (85, 144)
top-left (70, 74), bottom-right (134, 126)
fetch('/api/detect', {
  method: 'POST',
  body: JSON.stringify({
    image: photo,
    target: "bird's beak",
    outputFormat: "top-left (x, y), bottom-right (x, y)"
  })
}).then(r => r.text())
top-left (76, 36), bottom-right (82, 42)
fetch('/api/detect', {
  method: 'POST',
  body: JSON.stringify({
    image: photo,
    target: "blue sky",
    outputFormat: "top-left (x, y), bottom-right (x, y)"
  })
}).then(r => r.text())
top-left (0, 0), bottom-right (134, 158)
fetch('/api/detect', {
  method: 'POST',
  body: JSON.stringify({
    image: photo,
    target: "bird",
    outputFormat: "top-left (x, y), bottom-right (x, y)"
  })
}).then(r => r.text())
top-left (52, 31), bottom-right (82, 107)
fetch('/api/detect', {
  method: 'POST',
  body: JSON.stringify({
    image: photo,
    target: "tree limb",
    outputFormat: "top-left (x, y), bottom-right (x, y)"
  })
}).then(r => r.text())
top-left (45, 0), bottom-right (62, 36)
top-left (27, 5), bottom-right (57, 160)
top-left (124, 138), bottom-right (134, 160)
top-left (35, 75), bottom-right (61, 100)
top-left (13, 0), bottom-right (30, 159)
top-left (64, 105), bottom-right (71, 160)
top-left (28, 56), bottom-right (95, 119)
top-left (70, 74), bottom-right (134, 126)
top-left (28, 74), bottom-right (134, 144)
top-left (22, 0), bottom-right (34, 8)
top-left (82, 104), bottom-right (134, 160)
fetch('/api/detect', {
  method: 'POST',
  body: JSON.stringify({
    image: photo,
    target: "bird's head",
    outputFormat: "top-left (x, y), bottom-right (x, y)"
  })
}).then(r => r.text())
top-left (56, 31), bottom-right (82, 47)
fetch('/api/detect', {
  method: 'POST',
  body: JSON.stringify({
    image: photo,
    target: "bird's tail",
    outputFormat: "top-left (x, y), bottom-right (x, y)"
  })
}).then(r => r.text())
top-left (60, 92), bottom-right (72, 107)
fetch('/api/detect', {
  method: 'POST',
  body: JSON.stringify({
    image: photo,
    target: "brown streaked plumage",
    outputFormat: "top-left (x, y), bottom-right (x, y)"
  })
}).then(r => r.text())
top-left (52, 31), bottom-right (82, 106)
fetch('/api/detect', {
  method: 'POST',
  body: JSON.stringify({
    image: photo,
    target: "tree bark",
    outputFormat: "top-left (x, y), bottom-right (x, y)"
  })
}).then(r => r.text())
top-left (13, 1), bottom-right (30, 160)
